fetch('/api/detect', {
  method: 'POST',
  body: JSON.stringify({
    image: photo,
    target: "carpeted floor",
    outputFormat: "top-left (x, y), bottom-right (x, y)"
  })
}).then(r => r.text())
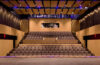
top-left (0, 58), bottom-right (100, 65)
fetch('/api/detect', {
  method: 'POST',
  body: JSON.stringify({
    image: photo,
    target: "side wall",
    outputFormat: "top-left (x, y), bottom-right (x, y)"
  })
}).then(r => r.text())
top-left (71, 20), bottom-right (80, 33)
top-left (20, 19), bottom-right (29, 33)
top-left (0, 24), bottom-right (25, 56)
top-left (76, 25), bottom-right (100, 56)
top-left (0, 40), bottom-right (13, 56)
top-left (29, 18), bottom-right (72, 32)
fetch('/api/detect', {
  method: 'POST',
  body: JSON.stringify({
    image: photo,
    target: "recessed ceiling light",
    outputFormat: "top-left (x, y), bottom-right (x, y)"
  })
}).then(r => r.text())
top-left (85, 7), bottom-right (88, 9)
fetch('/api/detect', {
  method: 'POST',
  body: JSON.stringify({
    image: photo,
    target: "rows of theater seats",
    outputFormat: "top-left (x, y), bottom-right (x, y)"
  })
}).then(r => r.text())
top-left (9, 44), bottom-right (92, 56)
top-left (58, 37), bottom-right (75, 40)
top-left (24, 32), bottom-right (76, 40)
top-left (26, 32), bottom-right (74, 36)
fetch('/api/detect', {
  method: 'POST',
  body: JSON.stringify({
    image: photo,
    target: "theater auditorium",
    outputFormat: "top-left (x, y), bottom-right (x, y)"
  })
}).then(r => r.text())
top-left (0, 0), bottom-right (100, 65)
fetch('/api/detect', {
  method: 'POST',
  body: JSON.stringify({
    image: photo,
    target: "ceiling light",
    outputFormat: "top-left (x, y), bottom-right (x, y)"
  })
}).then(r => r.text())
top-left (79, 5), bottom-right (83, 9)
top-left (85, 7), bottom-right (88, 9)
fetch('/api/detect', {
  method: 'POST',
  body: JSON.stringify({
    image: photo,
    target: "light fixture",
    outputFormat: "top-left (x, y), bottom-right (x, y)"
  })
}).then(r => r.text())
top-left (79, 5), bottom-right (83, 9)
top-left (85, 7), bottom-right (88, 9)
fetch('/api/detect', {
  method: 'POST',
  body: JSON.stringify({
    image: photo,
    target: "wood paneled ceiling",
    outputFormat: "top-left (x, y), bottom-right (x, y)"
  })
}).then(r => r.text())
top-left (0, 0), bottom-right (100, 17)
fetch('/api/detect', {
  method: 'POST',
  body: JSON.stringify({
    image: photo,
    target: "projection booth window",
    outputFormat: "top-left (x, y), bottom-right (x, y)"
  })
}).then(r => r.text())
top-left (41, 23), bottom-right (59, 28)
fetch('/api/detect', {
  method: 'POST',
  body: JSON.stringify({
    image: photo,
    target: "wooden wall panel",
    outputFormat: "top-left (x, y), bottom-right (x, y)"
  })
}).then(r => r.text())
top-left (79, 10), bottom-right (86, 15)
top-left (73, 1), bottom-right (83, 7)
top-left (44, 1), bottom-right (50, 7)
top-left (15, 9), bottom-right (22, 14)
top-left (10, 1), bottom-right (20, 7)
top-left (45, 9), bottom-right (50, 14)
top-left (56, 9), bottom-right (62, 14)
top-left (33, 9), bottom-right (39, 14)
top-left (50, 9), bottom-right (55, 14)
top-left (74, 9), bottom-right (80, 14)
top-left (0, 40), bottom-right (13, 56)
top-left (27, 9), bottom-right (33, 14)
top-left (67, 9), bottom-right (74, 14)
top-left (20, 9), bottom-right (28, 14)
top-left (35, 1), bottom-right (43, 7)
top-left (76, 25), bottom-right (100, 56)
top-left (88, 40), bottom-right (100, 56)
top-left (39, 9), bottom-right (44, 15)
top-left (66, 1), bottom-right (74, 7)
top-left (89, 1), bottom-right (100, 7)
top-left (58, 1), bottom-right (66, 7)
top-left (62, 9), bottom-right (68, 14)
top-left (27, 1), bottom-right (35, 7)
top-left (1, 1), bottom-right (13, 7)
top-left (82, 1), bottom-right (91, 7)
top-left (18, 1), bottom-right (27, 7)
top-left (29, 18), bottom-right (71, 32)
top-left (0, 24), bottom-right (25, 47)
top-left (51, 1), bottom-right (58, 7)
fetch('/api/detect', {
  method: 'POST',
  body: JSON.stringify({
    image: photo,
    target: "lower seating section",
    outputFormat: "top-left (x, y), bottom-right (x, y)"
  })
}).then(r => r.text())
top-left (9, 44), bottom-right (92, 57)
top-left (58, 37), bottom-right (76, 40)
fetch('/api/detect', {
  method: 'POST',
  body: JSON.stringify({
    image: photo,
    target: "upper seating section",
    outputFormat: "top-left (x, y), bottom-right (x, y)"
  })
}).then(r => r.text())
top-left (25, 32), bottom-right (76, 40)
top-left (27, 32), bottom-right (73, 37)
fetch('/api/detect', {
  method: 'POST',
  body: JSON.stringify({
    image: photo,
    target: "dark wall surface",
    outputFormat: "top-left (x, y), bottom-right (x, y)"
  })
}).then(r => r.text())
top-left (80, 9), bottom-right (100, 30)
top-left (0, 7), bottom-right (20, 30)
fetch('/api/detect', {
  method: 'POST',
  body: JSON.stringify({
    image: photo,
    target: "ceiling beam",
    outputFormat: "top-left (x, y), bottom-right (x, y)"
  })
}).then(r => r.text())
top-left (55, 0), bottom-right (60, 14)
top-left (77, 2), bottom-right (100, 20)
top-left (11, 7), bottom-right (90, 9)
top-left (42, 0), bottom-right (46, 14)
